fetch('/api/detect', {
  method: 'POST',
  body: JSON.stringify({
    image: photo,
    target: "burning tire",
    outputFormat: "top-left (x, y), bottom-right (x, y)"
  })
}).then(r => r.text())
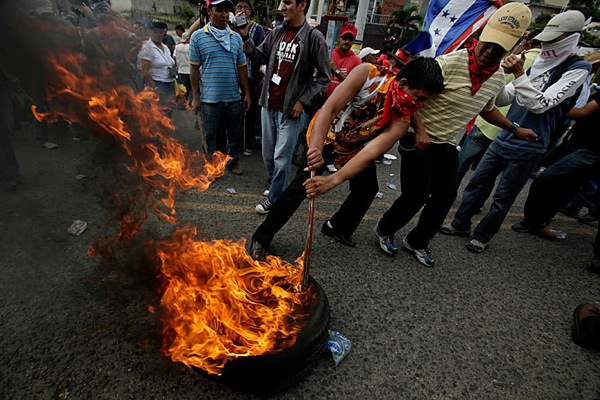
top-left (195, 277), bottom-right (330, 395)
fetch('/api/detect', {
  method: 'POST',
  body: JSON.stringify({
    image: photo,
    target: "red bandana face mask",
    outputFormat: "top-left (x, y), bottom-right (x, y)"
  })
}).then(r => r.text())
top-left (376, 80), bottom-right (423, 129)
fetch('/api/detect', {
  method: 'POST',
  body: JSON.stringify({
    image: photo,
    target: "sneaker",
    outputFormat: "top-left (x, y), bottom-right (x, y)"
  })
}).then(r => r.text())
top-left (326, 164), bottom-right (338, 173)
top-left (242, 149), bottom-right (253, 157)
top-left (466, 239), bottom-right (487, 253)
top-left (402, 237), bottom-right (434, 267)
top-left (263, 189), bottom-right (269, 197)
top-left (228, 163), bottom-right (243, 176)
top-left (440, 223), bottom-right (470, 237)
top-left (321, 220), bottom-right (356, 247)
top-left (578, 211), bottom-right (598, 226)
top-left (255, 199), bottom-right (273, 215)
top-left (374, 224), bottom-right (397, 255)
top-left (248, 238), bottom-right (267, 261)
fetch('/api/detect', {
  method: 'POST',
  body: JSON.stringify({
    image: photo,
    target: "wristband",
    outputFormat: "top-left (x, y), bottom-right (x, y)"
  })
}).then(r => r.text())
top-left (508, 121), bottom-right (520, 134)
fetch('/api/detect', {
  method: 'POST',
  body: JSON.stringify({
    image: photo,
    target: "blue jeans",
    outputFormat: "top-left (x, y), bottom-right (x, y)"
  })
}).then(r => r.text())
top-left (457, 125), bottom-right (493, 185)
top-left (451, 141), bottom-right (542, 243)
top-left (523, 148), bottom-right (600, 227)
top-left (261, 108), bottom-right (304, 204)
top-left (200, 101), bottom-right (243, 167)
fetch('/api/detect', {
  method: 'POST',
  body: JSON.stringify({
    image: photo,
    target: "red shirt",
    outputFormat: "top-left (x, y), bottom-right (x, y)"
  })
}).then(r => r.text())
top-left (268, 26), bottom-right (301, 112)
top-left (325, 47), bottom-right (362, 98)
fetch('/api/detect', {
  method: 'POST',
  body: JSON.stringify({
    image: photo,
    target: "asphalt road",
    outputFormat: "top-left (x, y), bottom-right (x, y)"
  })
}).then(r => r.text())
top-left (1, 109), bottom-right (600, 399)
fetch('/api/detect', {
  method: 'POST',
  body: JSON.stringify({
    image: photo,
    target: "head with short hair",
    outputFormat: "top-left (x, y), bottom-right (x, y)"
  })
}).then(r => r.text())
top-left (395, 57), bottom-right (445, 99)
top-left (175, 24), bottom-right (185, 36)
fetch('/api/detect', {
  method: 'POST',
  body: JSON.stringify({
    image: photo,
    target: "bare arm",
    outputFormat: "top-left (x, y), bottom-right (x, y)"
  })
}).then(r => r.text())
top-left (304, 119), bottom-right (409, 198)
top-left (567, 99), bottom-right (599, 120)
top-left (190, 64), bottom-right (201, 113)
top-left (141, 59), bottom-right (155, 88)
top-left (238, 64), bottom-right (251, 111)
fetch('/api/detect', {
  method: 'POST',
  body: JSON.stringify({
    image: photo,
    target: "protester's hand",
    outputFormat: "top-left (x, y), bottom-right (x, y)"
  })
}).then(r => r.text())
top-left (501, 52), bottom-right (525, 77)
top-left (290, 101), bottom-right (304, 119)
top-left (304, 147), bottom-right (324, 171)
top-left (414, 130), bottom-right (431, 151)
top-left (514, 127), bottom-right (538, 142)
top-left (242, 93), bottom-right (251, 111)
top-left (191, 97), bottom-right (200, 114)
top-left (304, 175), bottom-right (335, 199)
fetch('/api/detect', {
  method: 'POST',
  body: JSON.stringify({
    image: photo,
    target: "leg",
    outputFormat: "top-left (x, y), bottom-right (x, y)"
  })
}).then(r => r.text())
top-left (0, 121), bottom-right (20, 187)
top-left (377, 145), bottom-right (433, 236)
top-left (224, 100), bottom-right (244, 169)
top-left (473, 150), bottom-right (542, 243)
top-left (329, 162), bottom-right (378, 236)
top-left (456, 126), bottom-right (493, 185)
top-left (200, 102), bottom-right (222, 155)
top-left (522, 149), bottom-right (600, 228)
top-left (266, 114), bottom-right (302, 204)
top-left (406, 144), bottom-right (458, 249)
top-left (261, 108), bottom-right (277, 182)
top-left (451, 142), bottom-right (505, 231)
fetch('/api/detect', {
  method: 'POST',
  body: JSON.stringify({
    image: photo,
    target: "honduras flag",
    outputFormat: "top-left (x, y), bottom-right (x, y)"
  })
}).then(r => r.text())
top-left (404, 0), bottom-right (503, 57)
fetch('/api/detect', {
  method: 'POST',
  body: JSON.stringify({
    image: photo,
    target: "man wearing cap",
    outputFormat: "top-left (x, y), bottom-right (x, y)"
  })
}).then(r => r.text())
top-left (325, 23), bottom-right (362, 97)
top-left (189, 0), bottom-right (251, 175)
top-left (374, 3), bottom-right (537, 267)
top-left (238, 0), bottom-right (330, 214)
top-left (358, 47), bottom-right (380, 64)
top-left (441, 10), bottom-right (591, 253)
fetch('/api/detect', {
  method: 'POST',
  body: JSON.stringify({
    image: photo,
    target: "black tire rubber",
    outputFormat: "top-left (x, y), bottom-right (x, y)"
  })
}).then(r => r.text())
top-left (195, 276), bottom-right (330, 395)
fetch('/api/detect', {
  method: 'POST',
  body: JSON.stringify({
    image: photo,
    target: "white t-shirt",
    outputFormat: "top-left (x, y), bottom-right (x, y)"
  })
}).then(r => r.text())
top-left (138, 39), bottom-right (175, 83)
top-left (173, 42), bottom-right (190, 75)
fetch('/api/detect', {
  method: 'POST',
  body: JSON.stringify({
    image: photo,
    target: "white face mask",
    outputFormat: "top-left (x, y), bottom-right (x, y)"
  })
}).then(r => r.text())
top-left (529, 33), bottom-right (580, 79)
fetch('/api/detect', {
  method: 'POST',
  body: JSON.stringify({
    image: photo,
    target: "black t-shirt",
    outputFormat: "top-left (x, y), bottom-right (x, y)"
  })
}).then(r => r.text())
top-left (572, 91), bottom-right (600, 151)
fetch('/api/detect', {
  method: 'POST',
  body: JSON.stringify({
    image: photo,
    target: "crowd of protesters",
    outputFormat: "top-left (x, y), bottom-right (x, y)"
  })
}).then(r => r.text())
top-left (2, 0), bottom-right (600, 348)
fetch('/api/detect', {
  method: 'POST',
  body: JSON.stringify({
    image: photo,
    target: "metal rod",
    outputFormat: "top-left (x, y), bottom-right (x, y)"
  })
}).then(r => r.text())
top-left (301, 170), bottom-right (316, 291)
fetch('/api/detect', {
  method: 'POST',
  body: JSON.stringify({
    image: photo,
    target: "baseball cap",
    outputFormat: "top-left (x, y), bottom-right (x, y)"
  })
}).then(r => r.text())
top-left (479, 3), bottom-right (532, 51)
top-left (358, 47), bottom-right (380, 60)
top-left (390, 48), bottom-right (410, 64)
top-left (533, 10), bottom-right (585, 42)
top-left (340, 23), bottom-right (357, 39)
top-left (207, 0), bottom-right (233, 7)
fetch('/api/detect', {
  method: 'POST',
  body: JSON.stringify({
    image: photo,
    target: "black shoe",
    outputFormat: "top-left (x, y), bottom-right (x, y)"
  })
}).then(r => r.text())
top-left (248, 238), bottom-right (267, 261)
top-left (321, 220), bottom-right (356, 247)
top-left (511, 220), bottom-right (535, 233)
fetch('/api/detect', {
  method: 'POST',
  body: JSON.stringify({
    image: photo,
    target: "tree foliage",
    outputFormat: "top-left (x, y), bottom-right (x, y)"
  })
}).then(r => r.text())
top-left (388, 6), bottom-right (423, 39)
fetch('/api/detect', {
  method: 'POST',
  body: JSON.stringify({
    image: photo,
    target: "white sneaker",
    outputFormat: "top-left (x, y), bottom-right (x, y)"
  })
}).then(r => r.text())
top-left (263, 189), bottom-right (269, 197)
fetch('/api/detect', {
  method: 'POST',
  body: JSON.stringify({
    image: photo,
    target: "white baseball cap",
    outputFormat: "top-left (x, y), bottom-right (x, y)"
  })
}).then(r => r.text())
top-left (534, 10), bottom-right (585, 42)
top-left (358, 47), bottom-right (380, 60)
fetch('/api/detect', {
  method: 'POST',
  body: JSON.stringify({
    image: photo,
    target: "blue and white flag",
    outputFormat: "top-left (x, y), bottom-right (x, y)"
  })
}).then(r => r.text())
top-left (404, 0), bottom-right (502, 57)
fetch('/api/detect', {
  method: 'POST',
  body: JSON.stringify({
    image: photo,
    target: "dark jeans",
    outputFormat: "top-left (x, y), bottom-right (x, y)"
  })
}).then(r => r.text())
top-left (522, 148), bottom-right (600, 229)
top-left (155, 80), bottom-right (175, 117)
top-left (451, 141), bottom-right (542, 244)
top-left (253, 145), bottom-right (379, 247)
top-left (378, 142), bottom-right (459, 249)
top-left (457, 125), bottom-right (493, 185)
top-left (0, 121), bottom-right (19, 181)
top-left (244, 79), bottom-right (262, 150)
top-left (200, 100), bottom-right (243, 167)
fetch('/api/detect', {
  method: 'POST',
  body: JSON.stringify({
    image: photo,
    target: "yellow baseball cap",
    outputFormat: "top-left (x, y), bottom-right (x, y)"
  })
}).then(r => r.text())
top-left (479, 3), bottom-right (532, 51)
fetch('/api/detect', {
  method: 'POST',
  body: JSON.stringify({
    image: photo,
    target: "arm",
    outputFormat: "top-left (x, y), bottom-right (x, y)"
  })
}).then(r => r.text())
top-left (141, 59), bottom-right (156, 89)
top-left (567, 99), bottom-right (599, 120)
top-left (409, 112), bottom-right (431, 151)
top-left (479, 106), bottom-right (538, 142)
top-left (304, 119), bottom-right (409, 198)
top-left (304, 64), bottom-right (370, 171)
top-left (503, 54), bottom-right (590, 114)
top-left (238, 64), bottom-right (251, 111)
top-left (187, 18), bottom-right (202, 36)
top-left (190, 64), bottom-right (201, 113)
top-left (298, 31), bottom-right (331, 108)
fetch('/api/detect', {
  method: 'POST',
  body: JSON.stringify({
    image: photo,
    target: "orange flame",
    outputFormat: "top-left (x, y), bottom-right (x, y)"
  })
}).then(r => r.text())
top-left (33, 18), bottom-right (315, 375)
top-left (157, 228), bottom-right (315, 375)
